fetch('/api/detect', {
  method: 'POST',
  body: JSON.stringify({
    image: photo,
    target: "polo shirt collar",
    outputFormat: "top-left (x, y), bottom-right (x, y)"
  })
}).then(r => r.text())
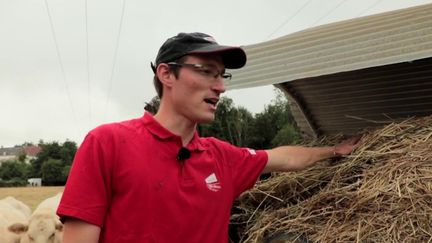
top-left (142, 112), bottom-right (206, 151)
top-left (188, 131), bottom-right (206, 151)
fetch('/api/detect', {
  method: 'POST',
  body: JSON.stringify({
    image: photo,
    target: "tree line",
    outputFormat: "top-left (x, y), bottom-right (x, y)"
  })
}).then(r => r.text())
top-left (0, 141), bottom-right (76, 187)
top-left (1, 90), bottom-right (300, 186)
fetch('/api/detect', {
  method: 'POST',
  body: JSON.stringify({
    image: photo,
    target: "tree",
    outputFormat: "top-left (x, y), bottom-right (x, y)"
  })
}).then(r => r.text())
top-left (229, 107), bottom-right (255, 147)
top-left (271, 123), bottom-right (301, 146)
top-left (41, 159), bottom-right (64, 186)
top-left (30, 140), bottom-right (77, 177)
top-left (60, 140), bottom-right (77, 165)
top-left (144, 96), bottom-right (161, 115)
top-left (18, 153), bottom-right (26, 163)
top-left (247, 89), bottom-right (299, 149)
top-left (61, 165), bottom-right (71, 182)
top-left (0, 161), bottom-right (28, 180)
top-left (30, 142), bottom-right (60, 177)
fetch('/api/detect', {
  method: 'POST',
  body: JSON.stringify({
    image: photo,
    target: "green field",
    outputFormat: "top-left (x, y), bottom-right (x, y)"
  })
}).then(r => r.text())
top-left (0, 186), bottom-right (64, 211)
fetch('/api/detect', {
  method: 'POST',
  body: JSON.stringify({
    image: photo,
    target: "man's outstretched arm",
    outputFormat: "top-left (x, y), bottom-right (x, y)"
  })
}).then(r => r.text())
top-left (264, 137), bottom-right (361, 173)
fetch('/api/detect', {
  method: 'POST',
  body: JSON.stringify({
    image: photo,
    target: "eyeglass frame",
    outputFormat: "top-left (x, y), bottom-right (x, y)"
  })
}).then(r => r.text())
top-left (167, 62), bottom-right (232, 81)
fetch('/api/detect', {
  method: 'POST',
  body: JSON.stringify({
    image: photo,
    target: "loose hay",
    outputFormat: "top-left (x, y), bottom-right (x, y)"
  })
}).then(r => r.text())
top-left (232, 116), bottom-right (432, 243)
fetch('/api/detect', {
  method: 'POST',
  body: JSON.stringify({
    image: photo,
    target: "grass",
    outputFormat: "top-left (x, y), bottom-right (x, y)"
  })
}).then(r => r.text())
top-left (0, 186), bottom-right (64, 211)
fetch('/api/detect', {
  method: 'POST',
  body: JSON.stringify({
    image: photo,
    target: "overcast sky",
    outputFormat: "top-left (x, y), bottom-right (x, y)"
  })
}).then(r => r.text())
top-left (1, 0), bottom-right (431, 147)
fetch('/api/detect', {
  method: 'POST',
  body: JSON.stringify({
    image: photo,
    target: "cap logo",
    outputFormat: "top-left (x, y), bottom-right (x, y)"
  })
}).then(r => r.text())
top-left (203, 36), bottom-right (217, 43)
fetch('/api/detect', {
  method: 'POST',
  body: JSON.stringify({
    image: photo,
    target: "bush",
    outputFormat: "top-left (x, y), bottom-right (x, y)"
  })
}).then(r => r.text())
top-left (41, 159), bottom-right (64, 186)
top-left (0, 160), bottom-right (28, 180)
top-left (0, 177), bottom-right (27, 187)
top-left (271, 123), bottom-right (301, 146)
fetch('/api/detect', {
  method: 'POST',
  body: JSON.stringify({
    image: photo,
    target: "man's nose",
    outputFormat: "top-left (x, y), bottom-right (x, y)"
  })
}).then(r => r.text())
top-left (212, 77), bottom-right (226, 94)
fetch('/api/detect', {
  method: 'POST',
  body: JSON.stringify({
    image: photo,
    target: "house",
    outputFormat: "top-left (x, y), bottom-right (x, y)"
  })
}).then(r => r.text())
top-left (228, 3), bottom-right (432, 138)
top-left (0, 145), bottom-right (42, 165)
top-left (0, 146), bottom-right (23, 164)
top-left (22, 145), bottom-right (42, 163)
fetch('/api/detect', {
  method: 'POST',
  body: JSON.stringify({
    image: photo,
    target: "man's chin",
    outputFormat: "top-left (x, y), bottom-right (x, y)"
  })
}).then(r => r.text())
top-left (197, 114), bottom-right (215, 124)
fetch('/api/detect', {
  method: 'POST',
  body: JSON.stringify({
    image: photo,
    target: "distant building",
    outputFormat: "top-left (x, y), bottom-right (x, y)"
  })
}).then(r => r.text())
top-left (0, 146), bottom-right (23, 164)
top-left (0, 145), bottom-right (42, 165)
top-left (22, 145), bottom-right (42, 163)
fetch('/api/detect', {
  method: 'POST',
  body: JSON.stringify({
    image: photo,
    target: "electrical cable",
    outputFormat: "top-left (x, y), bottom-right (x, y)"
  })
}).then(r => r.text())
top-left (310, 0), bottom-right (346, 27)
top-left (103, 0), bottom-right (126, 120)
top-left (267, 0), bottom-right (314, 39)
top-left (85, 0), bottom-right (91, 125)
top-left (44, 0), bottom-right (77, 123)
top-left (357, 0), bottom-right (383, 17)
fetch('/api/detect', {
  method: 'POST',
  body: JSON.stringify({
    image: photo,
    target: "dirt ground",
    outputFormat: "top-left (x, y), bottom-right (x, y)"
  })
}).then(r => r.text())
top-left (0, 186), bottom-right (64, 211)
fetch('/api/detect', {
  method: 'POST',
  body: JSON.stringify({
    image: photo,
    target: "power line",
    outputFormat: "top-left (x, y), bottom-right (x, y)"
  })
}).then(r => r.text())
top-left (310, 0), bottom-right (346, 27)
top-left (267, 0), bottom-right (314, 39)
top-left (357, 0), bottom-right (383, 17)
top-left (104, 0), bottom-right (126, 120)
top-left (85, 0), bottom-right (91, 125)
top-left (44, 0), bottom-right (77, 123)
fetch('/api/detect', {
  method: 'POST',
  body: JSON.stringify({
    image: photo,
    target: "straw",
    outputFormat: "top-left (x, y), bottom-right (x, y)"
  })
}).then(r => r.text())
top-left (232, 115), bottom-right (432, 243)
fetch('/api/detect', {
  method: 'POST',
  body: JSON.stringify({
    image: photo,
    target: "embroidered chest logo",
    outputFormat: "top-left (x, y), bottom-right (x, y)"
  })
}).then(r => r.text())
top-left (205, 173), bottom-right (221, 192)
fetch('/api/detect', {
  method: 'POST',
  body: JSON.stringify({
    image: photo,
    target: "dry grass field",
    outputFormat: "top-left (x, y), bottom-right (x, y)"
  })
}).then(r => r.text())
top-left (0, 186), bottom-right (64, 211)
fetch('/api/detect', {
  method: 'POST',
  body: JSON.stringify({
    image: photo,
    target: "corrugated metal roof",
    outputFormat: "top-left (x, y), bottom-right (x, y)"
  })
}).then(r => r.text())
top-left (227, 3), bottom-right (432, 90)
top-left (282, 57), bottom-right (432, 137)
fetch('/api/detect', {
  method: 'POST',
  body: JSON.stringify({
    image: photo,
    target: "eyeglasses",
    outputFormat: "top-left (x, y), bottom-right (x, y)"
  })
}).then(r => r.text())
top-left (167, 62), bottom-right (232, 81)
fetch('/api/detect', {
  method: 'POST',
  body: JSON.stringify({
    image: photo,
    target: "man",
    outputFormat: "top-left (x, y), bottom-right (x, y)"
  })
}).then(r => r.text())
top-left (57, 32), bottom-right (359, 243)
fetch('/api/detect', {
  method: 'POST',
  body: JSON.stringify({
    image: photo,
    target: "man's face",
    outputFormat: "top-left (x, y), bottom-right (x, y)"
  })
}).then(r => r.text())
top-left (170, 54), bottom-right (227, 124)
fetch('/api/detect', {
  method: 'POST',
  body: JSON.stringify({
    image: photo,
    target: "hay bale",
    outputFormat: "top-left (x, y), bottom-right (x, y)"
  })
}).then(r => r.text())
top-left (233, 116), bottom-right (432, 243)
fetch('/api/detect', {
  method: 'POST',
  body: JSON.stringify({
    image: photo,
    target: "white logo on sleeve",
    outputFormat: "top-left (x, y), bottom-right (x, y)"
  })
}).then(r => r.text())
top-left (247, 148), bottom-right (256, 155)
top-left (205, 173), bottom-right (221, 192)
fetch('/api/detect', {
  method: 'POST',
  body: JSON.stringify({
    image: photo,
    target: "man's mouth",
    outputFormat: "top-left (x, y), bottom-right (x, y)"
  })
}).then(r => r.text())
top-left (204, 98), bottom-right (219, 107)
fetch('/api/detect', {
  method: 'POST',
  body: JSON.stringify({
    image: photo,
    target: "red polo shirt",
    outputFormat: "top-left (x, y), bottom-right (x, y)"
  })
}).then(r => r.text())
top-left (57, 113), bottom-right (268, 243)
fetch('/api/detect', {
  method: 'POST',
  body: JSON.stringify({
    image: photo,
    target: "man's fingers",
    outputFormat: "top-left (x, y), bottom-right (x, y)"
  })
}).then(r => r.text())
top-left (345, 135), bottom-right (362, 145)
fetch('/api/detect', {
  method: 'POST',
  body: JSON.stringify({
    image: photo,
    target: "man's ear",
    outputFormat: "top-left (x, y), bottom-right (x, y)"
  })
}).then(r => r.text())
top-left (156, 63), bottom-right (175, 88)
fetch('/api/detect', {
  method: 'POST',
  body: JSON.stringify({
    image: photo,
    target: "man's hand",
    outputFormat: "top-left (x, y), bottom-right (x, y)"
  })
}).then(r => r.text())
top-left (334, 135), bottom-right (362, 156)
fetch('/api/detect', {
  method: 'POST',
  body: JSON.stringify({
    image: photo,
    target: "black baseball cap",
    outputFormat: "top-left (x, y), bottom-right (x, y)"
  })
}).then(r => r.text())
top-left (151, 32), bottom-right (247, 73)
